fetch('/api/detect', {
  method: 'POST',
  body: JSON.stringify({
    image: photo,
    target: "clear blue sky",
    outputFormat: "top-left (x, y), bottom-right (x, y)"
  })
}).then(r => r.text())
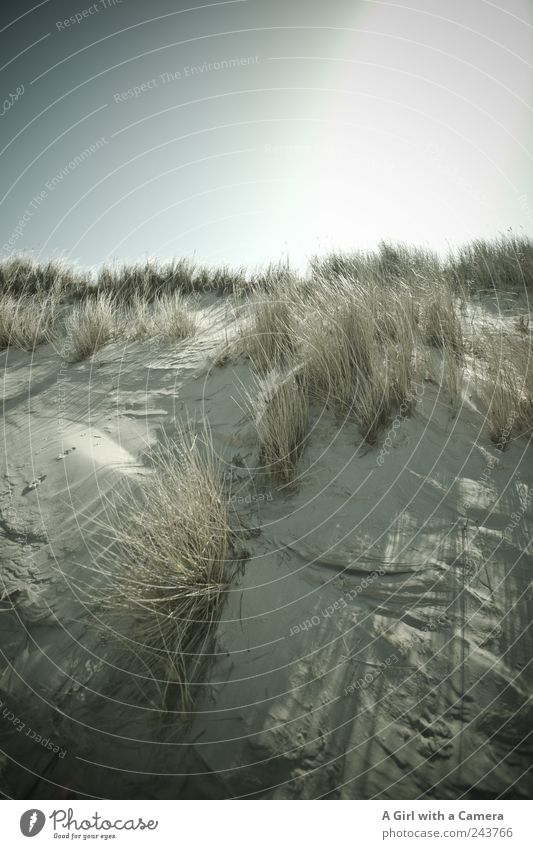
top-left (1, 0), bottom-right (532, 271)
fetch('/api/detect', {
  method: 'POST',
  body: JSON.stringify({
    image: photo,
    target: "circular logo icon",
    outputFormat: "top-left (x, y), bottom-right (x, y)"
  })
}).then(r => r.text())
top-left (20, 810), bottom-right (46, 837)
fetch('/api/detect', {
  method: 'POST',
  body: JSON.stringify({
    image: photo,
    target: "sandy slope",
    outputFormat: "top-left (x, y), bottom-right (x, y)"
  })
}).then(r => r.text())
top-left (1, 295), bottom-right (532, 799)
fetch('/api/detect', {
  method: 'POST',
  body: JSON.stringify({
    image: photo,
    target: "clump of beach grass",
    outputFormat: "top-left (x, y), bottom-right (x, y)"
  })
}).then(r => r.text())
top-left (0, 292), bottom-right (58, 351)
top-left (152, 293), bottom-right (197, 340)
top-left (421, 284), bottom-right (463, 356)
top-left (354, 349), bottom-right (398, 445)
top-left (0, 255), bottom-right (88, 298)
top-left (250, 367), bottom-right (309, 484)
top-left (127, 293), bottom-right (197, 342)
top-left (237, 268), bottom-right (304, 373)
top-left (309, 241), bottom-right (442, 289)
top-left (447, 235), bottom-right (533, 294)
top-left (242, 272), bottom-right (421, 445)
top-left (299, 278), bottom-right (375, 413)
top-left (61, 293), bottom-right (119, 362)
top-left (97, 258), bottom-right (248, 301)
top-left (102, 425), bottom-right (233, 711)
top-left (125, 294), bottom-right (153, 340)
top-left (482, 335), bottom-right (533, 446)
top-left (240, 293), bottom-right (294, 370)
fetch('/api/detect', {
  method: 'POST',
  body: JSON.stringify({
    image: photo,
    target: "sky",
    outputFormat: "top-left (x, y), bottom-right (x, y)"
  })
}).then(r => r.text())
top-left (0, 0), bottom-right (532, 272)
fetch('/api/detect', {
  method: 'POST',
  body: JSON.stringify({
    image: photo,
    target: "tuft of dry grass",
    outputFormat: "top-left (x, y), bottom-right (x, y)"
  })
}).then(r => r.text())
top-left (240, 272), bottom-right (420, 446)
top-left (447, 236), bottom-right (533, 294)
top-left (299, 278), bottom-right (375, 413)
top-left (0, 255), bottom-right (87, 298)
top-left (101, 425), bottom-right (232, 711)
top-left (421, 284), bottom-right (463, 356)
top-left (298, 277), bottom-right (419, 440)
top-left (125, 294), bottom-right (153, 341)
top-left (250, 367), bottom-right (309, 484)
top-left (354, 349), bottom-right (397, 445)
top-left (61, 294), bottom-right (119, 362)
top-left (310, 241), bottom-right (442, 288)
top-left (97, 258), bottom-right (248, 300)
top-left (127, 293), bottom-right (197, 342)
top-left (239, 283), bottom-right (299, 370)
top-left (152, 293), bottom-right (197, 340)
top-left (482, 335), bottom-right (533, 446)
top-left (0, 292), bottom-right (58, 351)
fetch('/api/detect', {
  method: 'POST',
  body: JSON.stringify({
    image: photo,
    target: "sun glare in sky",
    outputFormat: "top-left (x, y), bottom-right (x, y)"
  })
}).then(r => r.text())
top-left (0, 0), bottom-right (531, 271)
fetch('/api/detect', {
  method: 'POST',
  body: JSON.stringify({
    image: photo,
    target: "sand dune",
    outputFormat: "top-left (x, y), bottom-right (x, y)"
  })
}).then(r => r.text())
top-left (1, 280), bottom-right (532, 800)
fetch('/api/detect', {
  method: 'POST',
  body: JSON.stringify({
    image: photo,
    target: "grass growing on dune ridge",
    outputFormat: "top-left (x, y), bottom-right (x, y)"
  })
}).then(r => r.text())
top-left (2, 236), bottom-right (533, 303)
top-left (309, 240), bottom-right (443, 287)
top-left (2, 237), bottom-right (532, 454)
top-left (61, 293), bottom-right (120, 362)
top-left (0, 291), bottom-right (59, 351)
top-left (240, 239), bottom-right (531, 467)
top-left (448, 236), bottom-right (533, 294)
top-left (127, 292), bottom-right (198, 342)
top-left (242, 272), bottom-right (421, 461)
top-left (58, 291), bottom-right (198, 361)
top-left (0, 255), bottom-right (88, 298)
top-left (96, 258), bottom-right (247, 300)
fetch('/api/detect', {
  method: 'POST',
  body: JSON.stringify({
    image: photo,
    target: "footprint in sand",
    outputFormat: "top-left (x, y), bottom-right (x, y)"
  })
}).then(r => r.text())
top-left (55, 447), bottom-right (77, 460)
top-left (21, 475), bottom-right (47, 496)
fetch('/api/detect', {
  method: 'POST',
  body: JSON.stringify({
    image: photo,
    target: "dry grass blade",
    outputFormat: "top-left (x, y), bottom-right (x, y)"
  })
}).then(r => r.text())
top-left (61, 294), bottom-right (120, 362)
top-left (442, 344), bottom-right (464, 414)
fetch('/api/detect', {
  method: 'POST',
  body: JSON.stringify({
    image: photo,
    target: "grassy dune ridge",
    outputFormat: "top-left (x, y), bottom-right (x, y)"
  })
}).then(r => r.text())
top-left (1, 237), bottom-right (532, 464)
